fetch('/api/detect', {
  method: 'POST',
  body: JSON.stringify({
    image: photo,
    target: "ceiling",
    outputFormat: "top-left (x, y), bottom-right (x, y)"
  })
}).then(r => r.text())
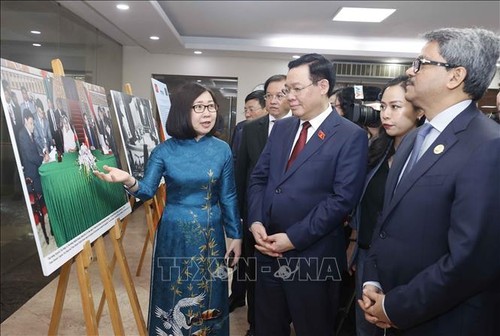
top-left (58, 1), bottom-right (500, 64)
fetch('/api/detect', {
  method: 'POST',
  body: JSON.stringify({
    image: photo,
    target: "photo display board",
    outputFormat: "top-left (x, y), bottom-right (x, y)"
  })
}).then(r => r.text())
top-left (110, 90), bottom-right (160, 180)
top-left (151, 78), bottom-right (171, 140)
top-left (1, 58), bottom-right (131, 276)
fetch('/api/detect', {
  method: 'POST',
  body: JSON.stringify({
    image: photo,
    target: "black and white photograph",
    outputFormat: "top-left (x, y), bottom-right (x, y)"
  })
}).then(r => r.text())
top-left (110, 90), bottom-right (160, 180)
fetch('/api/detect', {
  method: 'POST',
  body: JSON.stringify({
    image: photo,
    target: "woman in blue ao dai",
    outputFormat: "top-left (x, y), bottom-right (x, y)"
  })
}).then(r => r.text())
top-left (94, 83), bottom-right (242, 336)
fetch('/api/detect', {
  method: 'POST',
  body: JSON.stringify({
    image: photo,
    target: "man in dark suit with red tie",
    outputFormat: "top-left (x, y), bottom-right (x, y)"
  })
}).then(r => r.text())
top-left (231, 75), bottom-right (290, 336)
top-left (247, 54), bottom-right (368, 336)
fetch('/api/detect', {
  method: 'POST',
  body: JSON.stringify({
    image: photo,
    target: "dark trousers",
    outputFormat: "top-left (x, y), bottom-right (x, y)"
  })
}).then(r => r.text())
top-left (255, 254), bottom-right (341, 336)
top-left (230, 220), bottom-right (256, 328)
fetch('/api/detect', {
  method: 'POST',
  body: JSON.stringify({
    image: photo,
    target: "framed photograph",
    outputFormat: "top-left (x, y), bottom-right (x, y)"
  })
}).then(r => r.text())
top-left (1, 58), bottom-right (131, 276)
top-left (110, 90), bottom-right (160, 180)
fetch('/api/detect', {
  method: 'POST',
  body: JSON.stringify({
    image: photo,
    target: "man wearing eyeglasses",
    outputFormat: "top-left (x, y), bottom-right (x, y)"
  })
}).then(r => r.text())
top-left (360, 28), bottom-right (500, 336)
top-left (247, 54), bottom-right (367, 335)
top-left (231, 74), bottom-right (291, 336)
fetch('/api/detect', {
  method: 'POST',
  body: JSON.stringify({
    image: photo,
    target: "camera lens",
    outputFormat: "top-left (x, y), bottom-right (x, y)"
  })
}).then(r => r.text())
top-left (346, 104), bottom-right (380, 127)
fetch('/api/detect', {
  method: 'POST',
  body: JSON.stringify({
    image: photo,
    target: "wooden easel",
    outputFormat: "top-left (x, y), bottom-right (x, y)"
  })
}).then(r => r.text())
top-left (95, 82), bottom-right (165, 322)
top-left (136, 184), bottom-right (165, 276)
top-left (94, 82), bottom-right (145, 324)
top-left (47, 59), bottom-right (146, 336)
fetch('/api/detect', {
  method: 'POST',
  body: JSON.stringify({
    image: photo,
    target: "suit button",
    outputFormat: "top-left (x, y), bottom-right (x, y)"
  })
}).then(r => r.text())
top-left (275, 188), bottom-right (281, 194)
top-left (379, 231), bottom-right (387, 239)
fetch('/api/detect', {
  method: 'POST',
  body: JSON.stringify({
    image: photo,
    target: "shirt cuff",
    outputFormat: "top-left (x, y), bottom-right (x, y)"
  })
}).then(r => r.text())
top-left (362, 281), bottom-right (382, 291)
top-left (249, 221), bottom-right (264, 232)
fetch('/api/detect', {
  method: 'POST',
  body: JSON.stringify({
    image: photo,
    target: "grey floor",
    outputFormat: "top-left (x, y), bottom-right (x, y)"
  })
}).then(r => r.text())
top-left (0, 196), bottom-right (356, 335)
top-left (0, 201), bottom-right (255, 335)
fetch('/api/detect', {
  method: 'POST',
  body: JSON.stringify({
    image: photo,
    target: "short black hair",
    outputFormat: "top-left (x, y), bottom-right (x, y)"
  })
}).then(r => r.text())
top-left (245, 90), bottom-right (265, 108)
top-left (288, 53), bottom-right (336, 96)
top-left (166, 82), bottom-right (219, 139)
top-left (264, 74), bottom-right (286, 94)
top-left (34, 98), bottom-right (44, 111)
top-left (23, 109), bottom-right (34, 121)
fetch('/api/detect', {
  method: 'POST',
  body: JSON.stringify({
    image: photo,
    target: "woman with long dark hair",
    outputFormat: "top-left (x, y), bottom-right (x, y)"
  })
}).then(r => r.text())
top-left (348, 76), bottom-right (424, 336)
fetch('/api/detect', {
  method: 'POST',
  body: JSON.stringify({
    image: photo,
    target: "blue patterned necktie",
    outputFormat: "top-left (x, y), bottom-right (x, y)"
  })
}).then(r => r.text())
top-left (403, 123), bottom-right (433, 176)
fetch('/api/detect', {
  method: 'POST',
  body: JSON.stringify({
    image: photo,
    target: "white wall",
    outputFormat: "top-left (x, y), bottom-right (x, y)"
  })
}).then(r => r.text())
top-left (123, 46), bottom-right (500, 123)
top-left (123, 46), bottom-right (290, 123)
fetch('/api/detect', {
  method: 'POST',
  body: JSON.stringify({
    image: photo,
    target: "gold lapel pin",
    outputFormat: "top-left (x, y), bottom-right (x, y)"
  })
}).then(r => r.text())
top-left (434, 144), bottom-right (444, 154)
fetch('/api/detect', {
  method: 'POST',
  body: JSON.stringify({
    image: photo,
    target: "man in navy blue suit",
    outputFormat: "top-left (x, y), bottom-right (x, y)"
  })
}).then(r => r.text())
top-left (360, 28), bottom-right (500, 336)
top-left (18, 111), bottom-right (49, 198)
top-left (247, 53), bottom-right (368, 336)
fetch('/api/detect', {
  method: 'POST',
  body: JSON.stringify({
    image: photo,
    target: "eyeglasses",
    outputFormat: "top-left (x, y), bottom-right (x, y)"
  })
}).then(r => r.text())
top-left (412, 58), bottom-right (458, 73)
top-left (192, 103), bottom-right (218, 113)
top-left (282, 82), bottom-right (316, 96)
top-left (264, 93), bottom-right (286, 101)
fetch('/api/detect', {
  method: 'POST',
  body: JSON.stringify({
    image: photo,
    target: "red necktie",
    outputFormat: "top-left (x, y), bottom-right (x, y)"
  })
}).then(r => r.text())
top-left (287, 121), bottom-right (311, 170)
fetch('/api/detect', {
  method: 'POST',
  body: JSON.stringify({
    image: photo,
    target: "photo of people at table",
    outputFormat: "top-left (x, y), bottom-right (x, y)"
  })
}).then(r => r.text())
top-left (1, 60), bottom-right (130, 276)
top-left (2, 75), bottom-right (58, 256)
top-left (110, 90), bottom-right (160, 180)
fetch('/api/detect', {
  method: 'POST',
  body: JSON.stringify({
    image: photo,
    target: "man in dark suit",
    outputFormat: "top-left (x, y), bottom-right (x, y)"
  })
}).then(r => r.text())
top-left (2, 81), bottom-right (23, 142)
top-left (33, 98), bottom-right (52, 155)
top-left (360, 28), bottom-right (500, 336)
top-left (230, 75), bottom-right (290, 335)
top-left (20, 86), bottom-right (36, 118)
top-left (247, 54), bottom-right (368, 335)
top-left (55, 97), bottom-right (68, 119)
top-left (46, 99), bottom-right (63, 153)
top-left (83, 113), bottom-right (99, 150)
top-left (18, 111), bottom-right (49, 197)
top-left (230, 90), bottom-right (266, 166)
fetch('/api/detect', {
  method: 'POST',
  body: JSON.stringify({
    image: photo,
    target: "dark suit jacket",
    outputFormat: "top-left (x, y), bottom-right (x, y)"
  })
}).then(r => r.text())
top-left (235, 115), bottom-right (269, 215)
top-left (7, 101), bottom-right (23, 139)
top-left (364, 102), bottom-right (500, 335)
top-left (46, 108), bottom-right (61, 134)
top-left (230, 120), bottom-right (246, 164)
top-left (248, 111), bottom-right (367, 273)
top-left (33, 114), bottom-right (52, 153)
top-left (83, 122), bottom-right (99, 149)
top-left (18, 127), bottom-right (44, 194)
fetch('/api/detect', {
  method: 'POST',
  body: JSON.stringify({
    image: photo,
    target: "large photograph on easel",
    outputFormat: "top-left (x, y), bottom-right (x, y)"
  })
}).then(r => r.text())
top-left (110, 90), bottom-right (160, 180)
top-left (0, 58), bottom-right (131, 276)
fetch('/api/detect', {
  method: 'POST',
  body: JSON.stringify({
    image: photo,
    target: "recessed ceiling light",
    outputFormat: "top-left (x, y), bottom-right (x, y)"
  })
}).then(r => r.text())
top-left (150, 36), bottom-right (160, 40)
top-left (116, 4), bottom-right (129, 10)
top-left (194, 51), bottom-right (202, 55)
top-left (33, 43), bottom-right (42, 47)
top-left (197, 80), bottom-right (202, 82)
top-left (292, 55), bottom-right (300, 59)
top-left (332, 7), bottom-right (396, 23)
top-left (30, 30), bottom-right (41, 35)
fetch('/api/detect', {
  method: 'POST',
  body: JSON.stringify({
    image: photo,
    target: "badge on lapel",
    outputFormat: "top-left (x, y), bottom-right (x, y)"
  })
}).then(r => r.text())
top-left (433, 144), bottom-right (444, 154)
top-left (318, 130), bottom-right (326, 140)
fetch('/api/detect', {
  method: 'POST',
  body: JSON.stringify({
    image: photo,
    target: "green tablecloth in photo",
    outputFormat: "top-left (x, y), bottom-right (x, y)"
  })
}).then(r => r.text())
top-left (38, 151), bottom-right (128, 247)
